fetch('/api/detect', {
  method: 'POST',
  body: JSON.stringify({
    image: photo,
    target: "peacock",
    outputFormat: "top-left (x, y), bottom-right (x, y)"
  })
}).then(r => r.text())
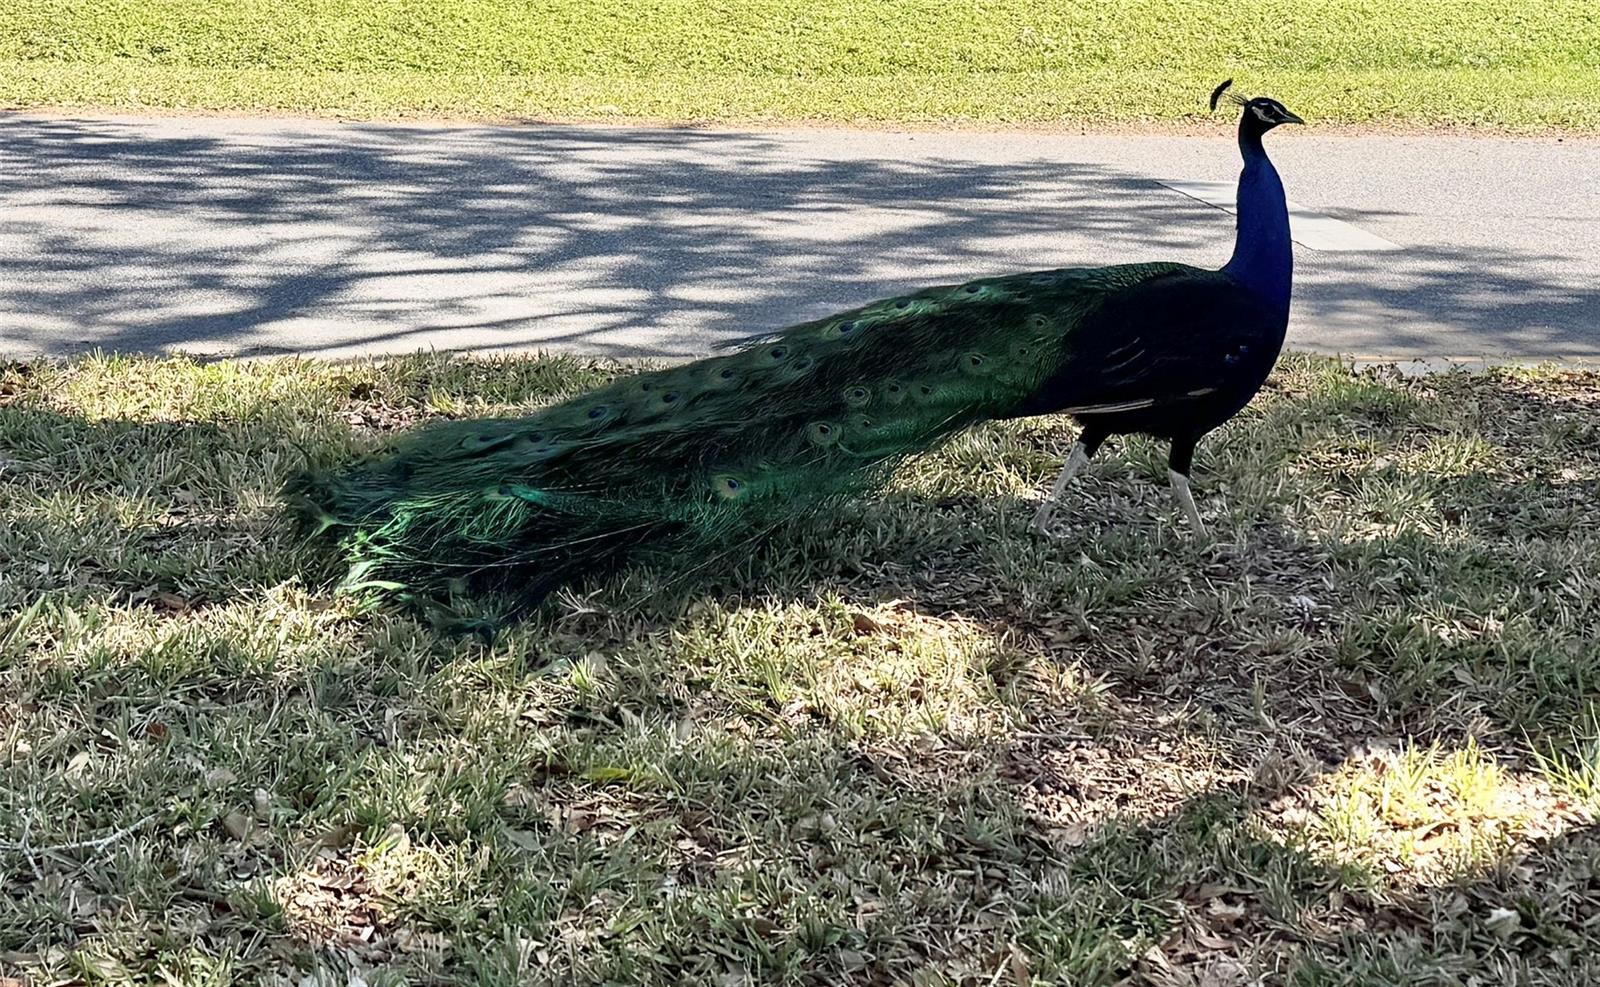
top-left (289, 80), bottom-right (1302, 608)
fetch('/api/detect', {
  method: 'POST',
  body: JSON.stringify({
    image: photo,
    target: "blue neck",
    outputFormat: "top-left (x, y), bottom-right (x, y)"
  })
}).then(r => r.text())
top-left (1221, 131), bottom-right (1293, 317)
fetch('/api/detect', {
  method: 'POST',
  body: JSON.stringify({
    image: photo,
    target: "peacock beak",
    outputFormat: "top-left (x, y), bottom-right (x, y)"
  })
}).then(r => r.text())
top-left (1282, 111), bottom-right (1305, 126)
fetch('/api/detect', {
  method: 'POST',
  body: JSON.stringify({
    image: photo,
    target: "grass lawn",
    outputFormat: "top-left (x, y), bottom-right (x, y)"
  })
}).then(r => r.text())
top-left (1, 0), bottom-right (1598, 129)
top-left (4, 351), bottom-right (1600, 985)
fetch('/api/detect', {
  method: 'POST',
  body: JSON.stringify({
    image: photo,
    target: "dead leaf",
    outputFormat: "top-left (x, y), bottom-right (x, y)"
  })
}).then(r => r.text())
top-left (1056, 815), bottom-right (1094, 844)
top-left (204, 767), bottom-right (238, 789)
top-left (1205, 898), bottom-right (1248, 928)
top-left (838, 950), bottom-right (869, 972)
top-left (1485, 906), bottom-right (1521, 939)
top-left (1186, 922), bottom-right (1232, 951)
top-left (851, 612), bottom-right (885, 636)
top-left (1008, 945), bottom-right (1032, 985)
top-left (222, 811), bottom-right (254, 842)
top-left (153, 592), bottom-right (190, 612)
top-left (306, 823), bottom-right (357, 849)
top-left (749, 916), bottom-right (781, 939)
top-left (1198, 958), bottom-right (1250, 987)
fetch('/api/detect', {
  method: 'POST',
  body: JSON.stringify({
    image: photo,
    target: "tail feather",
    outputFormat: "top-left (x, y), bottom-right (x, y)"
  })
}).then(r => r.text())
top-left (287, 266), bottom-right (1167, 601)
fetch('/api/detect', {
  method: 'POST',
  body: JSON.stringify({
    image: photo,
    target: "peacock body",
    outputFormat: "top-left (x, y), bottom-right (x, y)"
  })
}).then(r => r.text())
top-left (290, 83), bottom-right (1302, 605)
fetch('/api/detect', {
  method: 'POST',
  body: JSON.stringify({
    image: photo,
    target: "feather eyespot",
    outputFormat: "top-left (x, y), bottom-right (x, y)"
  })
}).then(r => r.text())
top-left (838, 321), bottom-right (856, 334)
top-left (843, 385), bottom-right (871, 407)
top-left (807, 421), bottom-right (838, 446)
top-left (661, 391), bottom-right (680, 404)
top-left (768, 346), bottom-right (788, 361)
top-left (963, 284), bottom-right (981, 294)
top-left (527, 431), bottom-right (544, 443)
top-left (461, 433), bottom-right (512, 451)
top-left (719, 367), bottom-right (737, 380)
top-left (1029, 314), bottom-right (1050, 330)
top-left (712, 475), bottom-right (745, 499)
top-left (894, 299), bottom-right (910, 309)
top-left (587, 406), bottom-right (609, 420)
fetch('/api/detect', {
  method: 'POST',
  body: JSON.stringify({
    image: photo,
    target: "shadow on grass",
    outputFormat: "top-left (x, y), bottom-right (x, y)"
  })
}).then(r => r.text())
top-left (3, 359), bottom-right (1600, 983)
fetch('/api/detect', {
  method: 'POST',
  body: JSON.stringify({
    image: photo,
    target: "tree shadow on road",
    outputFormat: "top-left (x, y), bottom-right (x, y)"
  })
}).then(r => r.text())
top-left (2, 116), bottom-right (1595, 362)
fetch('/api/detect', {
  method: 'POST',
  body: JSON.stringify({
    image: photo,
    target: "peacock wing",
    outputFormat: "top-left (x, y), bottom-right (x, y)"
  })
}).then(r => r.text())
top-left (1011, 266), bottom-right (1282, 418)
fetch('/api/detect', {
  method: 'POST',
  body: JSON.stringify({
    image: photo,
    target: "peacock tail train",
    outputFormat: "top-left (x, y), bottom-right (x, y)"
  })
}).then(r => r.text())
top-left (288, 262), bottom-right (1188, 601)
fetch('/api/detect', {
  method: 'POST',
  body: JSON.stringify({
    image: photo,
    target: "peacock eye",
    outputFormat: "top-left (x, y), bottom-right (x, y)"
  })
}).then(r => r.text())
top-left (894, 299), bottom-right (910, 309)
top-left (587, 406), bottom-right (608, 419)
top-left (807, 420), bottom-right (838, 445)
top-left (720, 367), bottom-right (736, 379)
top-left (769, 346), bottom-right (787, 360)
top-left (838, 321), bottom-right (856, 333)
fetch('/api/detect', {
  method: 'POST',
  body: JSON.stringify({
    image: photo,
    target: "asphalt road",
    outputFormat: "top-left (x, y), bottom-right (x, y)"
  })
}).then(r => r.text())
top-left (2, 113), bottom-right (1596, 362)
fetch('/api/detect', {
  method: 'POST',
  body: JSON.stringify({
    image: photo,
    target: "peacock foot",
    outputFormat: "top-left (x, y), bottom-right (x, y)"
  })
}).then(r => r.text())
top-left (1031, 500), bottom-right (1065, 537)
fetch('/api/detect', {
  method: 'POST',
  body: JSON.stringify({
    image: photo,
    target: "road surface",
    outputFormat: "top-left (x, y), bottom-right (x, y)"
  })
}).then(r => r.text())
top-left (2, 113), bottom-right (1596, 362)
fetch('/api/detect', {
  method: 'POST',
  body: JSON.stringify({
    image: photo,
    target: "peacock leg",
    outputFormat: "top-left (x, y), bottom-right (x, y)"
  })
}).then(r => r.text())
top-left (1166, 437), bottom-right (1209, 537)
top-left (1032, 429), bottom-right (1104, 533)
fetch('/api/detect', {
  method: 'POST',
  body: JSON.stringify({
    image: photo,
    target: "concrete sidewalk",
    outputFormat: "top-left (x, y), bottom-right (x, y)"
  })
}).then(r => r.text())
top-left (2, 113), bottom-right (1596, 362)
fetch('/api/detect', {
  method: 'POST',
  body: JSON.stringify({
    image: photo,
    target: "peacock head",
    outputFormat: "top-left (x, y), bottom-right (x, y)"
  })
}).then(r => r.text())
top-left (1209, 80), bottom-right (1304, 135)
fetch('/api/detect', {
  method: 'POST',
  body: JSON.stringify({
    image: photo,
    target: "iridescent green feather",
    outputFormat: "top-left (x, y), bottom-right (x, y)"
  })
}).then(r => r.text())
top-left (286, 262), bottom-right (1188, 601)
